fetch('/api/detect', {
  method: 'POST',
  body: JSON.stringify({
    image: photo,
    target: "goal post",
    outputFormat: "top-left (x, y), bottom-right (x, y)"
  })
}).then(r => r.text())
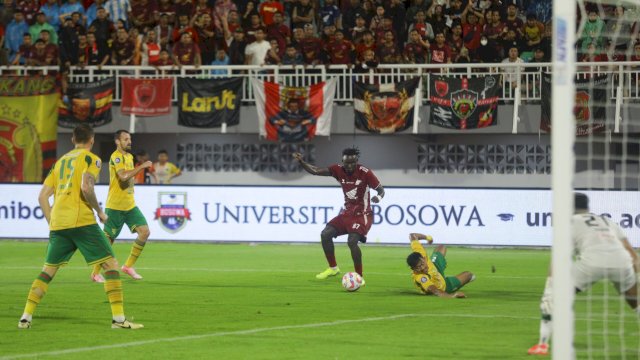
top-left (551, 0), bottom-right (577, 358)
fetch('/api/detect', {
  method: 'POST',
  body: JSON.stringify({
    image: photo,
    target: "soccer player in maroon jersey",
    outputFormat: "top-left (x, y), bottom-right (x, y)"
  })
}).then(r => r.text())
top-left (293, 148), bottom-right (385, 283)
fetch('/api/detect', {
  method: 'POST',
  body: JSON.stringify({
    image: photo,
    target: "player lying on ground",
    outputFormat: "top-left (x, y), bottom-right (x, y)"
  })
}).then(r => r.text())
top-left (528, 193), bottom-right (640, 356)
top-left (18, 124), bottom-right (143, 329)
top-left (293, 148), bottom-right (385, 282)
top-left (406, 233), bottom-right (475, 298)
top-left (91, 130), bottom-right (153, 282)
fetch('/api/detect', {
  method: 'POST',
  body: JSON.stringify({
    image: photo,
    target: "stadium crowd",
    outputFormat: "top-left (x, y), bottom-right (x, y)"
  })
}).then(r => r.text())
top-left (0, 0), bottom-right (638, 70)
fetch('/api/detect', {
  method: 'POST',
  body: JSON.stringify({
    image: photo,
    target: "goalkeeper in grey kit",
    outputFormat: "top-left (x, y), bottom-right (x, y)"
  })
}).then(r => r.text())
top-left (528, 193), bottom-right (640, 356)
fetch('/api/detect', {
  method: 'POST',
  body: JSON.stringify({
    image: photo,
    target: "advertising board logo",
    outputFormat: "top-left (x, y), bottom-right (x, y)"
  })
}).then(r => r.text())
top-left (497, 213), bottom-right (514, 221)
top-left (155, 192), bottom-right (191, 233)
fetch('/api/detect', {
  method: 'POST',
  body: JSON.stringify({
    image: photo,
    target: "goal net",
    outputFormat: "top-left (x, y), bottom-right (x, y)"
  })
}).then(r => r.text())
top-left (553, 0), bottom-right (640, 358)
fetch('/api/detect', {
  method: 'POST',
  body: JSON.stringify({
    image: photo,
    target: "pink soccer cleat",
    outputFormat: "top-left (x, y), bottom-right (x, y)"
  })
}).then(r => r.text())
top-left (527, 344), bottom-right (549, 356)
top-left (121, 266), bottom-right (143, 280)
top-left (91, 273), bottom-right (105, 283)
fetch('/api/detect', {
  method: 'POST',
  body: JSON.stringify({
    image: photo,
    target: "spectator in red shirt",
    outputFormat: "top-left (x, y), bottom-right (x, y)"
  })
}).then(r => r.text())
top-left (429, 32), bottom-right (451, 65)
top-left (504, 3), bottom-right (524, 40)
top-left (326, 30), bottom-right (353, 65)
top-left (483, 9), bottom-right (506, 56)
top-left (267, 12), bottom-right (290, 57)
top-left (141, 29), bottom-right (161, 65)
top-left (377, 30), bottom-right (400, 64)
top-left (579, 42), bottom-right (608, 63)
top-left (299, 23), bottom-right (322, 64)
top-left (355, 30), bottom-right (375, 63)
top-left (462, 7), bottom-right (484, 56)
top-left (214, 0), bottom-right (237, 33)
top-left (192, 0), bottom-right (213, 20)
top-left (28, 39), bottom-right (47, 65)
top-left (16, 0), bottom-right (41, 26)
top-left (39, 29), bottom-right (59, 65)
top-left (131, 0), bottom-right (158, 30)
top-left (403, 28), bottom-right (429, 64)
top-left (172, 14), bottom-right (198, 44)
top-left (259, 0), bottom-right (283, 27)
top-left (630, 42), bottom-right (640, 62)
top-left (172, 31), bottom-right (201, 66)
top-left (448, 22), bottom-right (464, 61)
top-left (244, 13), bottom-right (263, 44)
top-left (153, 48), bottom-right (174, 66)
top-left (112, 27), bottom-right (135, 65)
top-left (157, 0), bottom-right (176, 24)
top-left (0, 24), bottom-right (7, 66)
top-left (321, 24), bottom-right (337, 44)
top-left (374, 15), bottom-right (395, 47)
top-left (11, 33), bottom-right (34, 66)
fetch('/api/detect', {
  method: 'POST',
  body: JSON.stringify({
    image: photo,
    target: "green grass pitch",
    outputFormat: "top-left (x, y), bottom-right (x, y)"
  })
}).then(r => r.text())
top-left (0, 240), bottom-right (638, 359)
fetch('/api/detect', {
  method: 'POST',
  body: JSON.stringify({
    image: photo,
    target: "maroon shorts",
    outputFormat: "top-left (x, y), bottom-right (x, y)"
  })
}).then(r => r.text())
top-left (327, 212), bottom-right (373, 242)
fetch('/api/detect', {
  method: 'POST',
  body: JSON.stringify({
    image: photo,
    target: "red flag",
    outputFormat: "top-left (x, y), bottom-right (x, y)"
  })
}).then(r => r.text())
top-left (121, 78), bottom-right (173, 116)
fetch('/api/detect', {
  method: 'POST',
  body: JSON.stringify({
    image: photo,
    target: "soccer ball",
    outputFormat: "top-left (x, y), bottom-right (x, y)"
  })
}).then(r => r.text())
top-left (341, 272), bottom-right (363, 292)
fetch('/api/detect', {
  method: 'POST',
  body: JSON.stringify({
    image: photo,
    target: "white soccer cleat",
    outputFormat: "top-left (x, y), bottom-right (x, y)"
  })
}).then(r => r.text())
top-left (18, 319), bottom-right (31, 329)
top-left (112, 319), bottom-right (144, 329)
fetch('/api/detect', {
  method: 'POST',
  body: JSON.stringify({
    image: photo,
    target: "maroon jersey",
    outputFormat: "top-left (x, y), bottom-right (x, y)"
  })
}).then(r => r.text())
top-left (429, 43), bottom-right (450, 64)
top-left (329, 163), bottom-right (380, 216)
top-left (132, 0), bottom-right (158, 25)
top-left (300, 37), bottom-right (323, 64)
top-left (377, 43), bottom-right (400, 64)
top-left (355, 42), bottom-right (375, 62)
top-left (326, 39), bottom-right (353, 64)
top-left (44, 43), bottom-right (58, 65)
top-left (403, 42), bottom-right (428, 63)
top-left (173, 41), bottom-right (200, 65)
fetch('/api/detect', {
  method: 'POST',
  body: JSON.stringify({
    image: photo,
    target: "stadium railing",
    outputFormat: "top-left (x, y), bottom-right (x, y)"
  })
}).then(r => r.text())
top-left (1, 62), bottom-right (638, 130)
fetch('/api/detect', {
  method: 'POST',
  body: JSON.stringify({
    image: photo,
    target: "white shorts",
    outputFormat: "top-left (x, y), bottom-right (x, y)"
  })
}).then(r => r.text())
top-left (573, 261), bottom-right (637, 293)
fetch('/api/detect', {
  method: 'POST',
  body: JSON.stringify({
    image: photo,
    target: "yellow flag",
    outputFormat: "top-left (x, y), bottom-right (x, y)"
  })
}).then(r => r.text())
top-left (0, 76), bottom-right (59, 182)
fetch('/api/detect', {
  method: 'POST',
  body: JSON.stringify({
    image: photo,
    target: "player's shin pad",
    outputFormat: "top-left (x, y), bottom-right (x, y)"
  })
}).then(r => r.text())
top-left (540, 276), bottom-right (552, 320)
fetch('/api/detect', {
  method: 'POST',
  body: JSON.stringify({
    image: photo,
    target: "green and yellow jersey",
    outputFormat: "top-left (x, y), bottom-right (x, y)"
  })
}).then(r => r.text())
top-left (410, 240), bottom-right (446, 294)
top-left (106, 150), bottom-right (136, 211)
top-left (43, 148), bottom-right (102, 231)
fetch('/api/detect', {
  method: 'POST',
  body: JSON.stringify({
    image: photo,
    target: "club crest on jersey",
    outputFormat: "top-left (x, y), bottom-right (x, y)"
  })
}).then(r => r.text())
top-left (155, 192), bottom-right (191, 233)
top-left (114, 157), bottom-right (121, 164)
top-left (95, 159), bottom-right (101, 168)
top-left (420, 276), bottom-right (428, 283)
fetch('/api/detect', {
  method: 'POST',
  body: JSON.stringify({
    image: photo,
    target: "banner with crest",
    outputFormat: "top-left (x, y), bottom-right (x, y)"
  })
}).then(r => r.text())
top-left (429, 75), bottom-right (500, 129)
top-left (251, 78), bottom-right (337, 143)
top-left (0, 76), bottom-right (59, 182)
top-left (121, 78), bottom-right (173, 116)
top-left (354, 78), bottom-right (420, 133)
top-left (58, 78), bottom-right (114, 128)
top-left (540, 74), bottom-right (607, 136)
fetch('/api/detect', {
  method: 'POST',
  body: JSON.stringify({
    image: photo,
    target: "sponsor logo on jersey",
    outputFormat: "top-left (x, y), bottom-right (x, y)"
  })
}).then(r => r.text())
top-left (345, 188), bottom-right (358, 200)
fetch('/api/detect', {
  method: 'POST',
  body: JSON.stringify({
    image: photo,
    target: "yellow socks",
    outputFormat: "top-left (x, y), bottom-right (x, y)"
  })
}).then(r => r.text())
top-left (124, 239), bottom-right (146, 268)
top-left (104, 270), bottom-right (125, 321)
top-left (23, 271), bottom-right (52, 319)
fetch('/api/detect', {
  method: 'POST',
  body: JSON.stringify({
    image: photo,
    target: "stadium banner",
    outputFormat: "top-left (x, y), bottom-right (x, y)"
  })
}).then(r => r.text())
top-left (58, 78), bottom-right (114, 128)
top-left (0, 76), bottom-right (59, 182)
top-left (540, 73), bottom-right (608, 136)
top-left (177, 77), bottom-right (242, 128)
top-left (354, 78), bottom-right (420, 133)
top-left (429, 75), bottom-right (500, 129)
top-left (121, 78), bottom-right (173, 116)
top-left (3, 185), bottom-right (640, 247)
top-left (251, 78), bottom-right (336, 142)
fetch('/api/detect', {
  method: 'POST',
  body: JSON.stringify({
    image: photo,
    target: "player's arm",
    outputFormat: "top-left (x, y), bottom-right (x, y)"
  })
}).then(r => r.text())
top-left (371, 184), bottom-right (385, 203)
top-left (116, 161), bottom-right (153, 182)
top-left (81, 172), bottom-right (107, 223)
top-left (409, 233), bottom-right (434, 243)
top-left (425, 285), bottom-right (466, 298)
top-left (38, 185), bottom-right (55, 224)
top-left (170, 163), bottom-right (182, 180)
top-left (292, 152), bottom-right (331, 176)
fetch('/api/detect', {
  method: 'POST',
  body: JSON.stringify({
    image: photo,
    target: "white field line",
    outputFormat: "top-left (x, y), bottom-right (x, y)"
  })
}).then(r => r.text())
top-left (0, 266), bottom-right (546, 279)
top-left (0, 313), bottom-right (538, 360)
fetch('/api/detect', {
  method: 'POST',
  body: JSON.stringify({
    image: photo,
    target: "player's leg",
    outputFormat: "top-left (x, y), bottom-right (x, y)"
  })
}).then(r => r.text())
top-left (435, 245), bottom-right (446, 257)
top-left (19, 229), bottom-right (75, 328)
top-left (454, 271), bottom-right (475, 287)
top-left (121, 207), bottom-right (150, 280)
top-left (346, 233), bottom-right (364, 277)
top-left (316, 224), bottom-right (341, 279)
top-left (91, 208), bottom-right (125, 282)
top-left (609, 266), bottom-right (640, 313)
top-left (75, 224), bottom-right (143, 329)
top-left (528, 266), bottom-right (553, 355)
